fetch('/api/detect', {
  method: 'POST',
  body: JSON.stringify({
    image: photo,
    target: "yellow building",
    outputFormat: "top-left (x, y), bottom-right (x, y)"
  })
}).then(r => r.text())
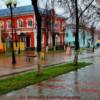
top-left (0, 21), bottom-right (5, 53)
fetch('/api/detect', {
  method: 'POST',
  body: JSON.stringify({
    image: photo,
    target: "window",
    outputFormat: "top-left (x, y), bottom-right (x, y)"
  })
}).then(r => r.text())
top-left (17, 19), bottom-right (23, 28)
top-left (27, 19), bottom-right (33, 28)
top-left (7, 20), bottom-right (11, 29)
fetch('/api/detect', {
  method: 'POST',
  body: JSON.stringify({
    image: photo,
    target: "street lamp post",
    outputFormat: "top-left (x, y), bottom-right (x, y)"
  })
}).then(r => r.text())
top-left (5, 0), bottom-right (17, 64)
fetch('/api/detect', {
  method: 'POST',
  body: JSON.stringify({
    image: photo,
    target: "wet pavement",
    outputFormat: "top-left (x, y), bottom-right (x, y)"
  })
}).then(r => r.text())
top-left (0, 48), bottom-right (100, 77)
top-left (0, 49), bottom-right (100, 77)
top-left (0, 49), bottom-right (100, 100)
top-left (0, 51), bottom-right (70, 77)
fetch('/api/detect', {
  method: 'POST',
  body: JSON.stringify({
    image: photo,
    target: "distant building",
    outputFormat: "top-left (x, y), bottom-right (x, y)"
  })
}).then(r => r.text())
top-left (0, 5), bottom-right (65, 52)
top-left (65, 24), bottom-right (100, 48)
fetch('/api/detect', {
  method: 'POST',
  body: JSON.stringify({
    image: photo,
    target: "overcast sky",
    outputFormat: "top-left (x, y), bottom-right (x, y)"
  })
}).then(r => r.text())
top-left (0, 0), bottom-right (65, 17)
top-left (0, 0), bottom-right (52, 9)
top-left (0, 0), bottom-right (31, 9)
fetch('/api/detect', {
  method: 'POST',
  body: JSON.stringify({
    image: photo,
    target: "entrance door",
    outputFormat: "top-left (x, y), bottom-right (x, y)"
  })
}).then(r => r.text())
top-left (26, 36), bottom-right (30, 48)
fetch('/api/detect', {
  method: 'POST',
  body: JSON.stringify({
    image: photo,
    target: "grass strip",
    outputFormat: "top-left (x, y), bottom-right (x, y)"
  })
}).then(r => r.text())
top-left (0, 62), bottom-right (91, 95)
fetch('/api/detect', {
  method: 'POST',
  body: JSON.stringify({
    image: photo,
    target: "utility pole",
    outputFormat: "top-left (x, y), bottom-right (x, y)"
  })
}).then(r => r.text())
top-left (5, 0), bottom-right (17, 65)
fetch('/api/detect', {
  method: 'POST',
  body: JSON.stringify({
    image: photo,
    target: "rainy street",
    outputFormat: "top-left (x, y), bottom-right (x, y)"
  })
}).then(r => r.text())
top-left (0, 0), bottom-right (100, 99)
top-left (0, 48), bottom-right (100, 100)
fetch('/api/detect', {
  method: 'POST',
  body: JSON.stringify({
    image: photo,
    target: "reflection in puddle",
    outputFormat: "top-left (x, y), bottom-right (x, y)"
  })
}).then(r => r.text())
top-left (73, 69), bottom-right (80, 96)
top-left (1, 54), bottom-right (100, 100)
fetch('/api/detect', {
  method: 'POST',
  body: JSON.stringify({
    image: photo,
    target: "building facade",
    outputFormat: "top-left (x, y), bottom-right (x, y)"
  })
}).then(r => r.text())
top-left (0, 5), bottom-right (65, 52)
top-left (65, 24), bottom-right (100, 48)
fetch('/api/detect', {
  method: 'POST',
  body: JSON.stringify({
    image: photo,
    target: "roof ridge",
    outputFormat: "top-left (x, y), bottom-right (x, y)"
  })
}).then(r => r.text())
top-left (0, 5), bottom-right (49, 17)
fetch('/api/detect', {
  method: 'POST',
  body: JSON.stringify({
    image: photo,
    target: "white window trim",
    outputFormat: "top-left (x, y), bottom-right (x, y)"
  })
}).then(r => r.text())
top-left (26, 18), bottom-right (33, 28)
top-left (17, 19), bottom-right (23, 28)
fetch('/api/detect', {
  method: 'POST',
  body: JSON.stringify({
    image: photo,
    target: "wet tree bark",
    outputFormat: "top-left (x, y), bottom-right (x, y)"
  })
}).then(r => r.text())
top-left (31, 0), bottom-right (42, 75)
top-left (91, 26), bottom-right (95, 52)
top-left (74, 0), bottom-right (79, 65)
top-left (82, 27), bottom-right (85, 46)
top-left (46, 11), bottom-right (49, 52)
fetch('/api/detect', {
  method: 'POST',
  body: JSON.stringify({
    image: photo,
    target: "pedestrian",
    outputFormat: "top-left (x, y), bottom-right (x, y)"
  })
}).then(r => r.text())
top-left (66, 43), bottom-right (71, 56)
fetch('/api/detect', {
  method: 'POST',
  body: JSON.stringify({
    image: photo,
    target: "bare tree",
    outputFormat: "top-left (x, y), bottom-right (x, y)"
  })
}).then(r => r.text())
top-left (31, 0), bottom-right (42, 75)
top-left (55, 0), bottom-right (98, 64)
top-left (31, 0), bottom-right (99, 66)
top-left (79, 1), bottom-right (100, 52)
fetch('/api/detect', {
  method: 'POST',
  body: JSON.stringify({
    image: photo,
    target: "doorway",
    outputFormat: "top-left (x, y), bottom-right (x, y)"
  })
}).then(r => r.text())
top-left (26, 36), bottom-right (30, 48)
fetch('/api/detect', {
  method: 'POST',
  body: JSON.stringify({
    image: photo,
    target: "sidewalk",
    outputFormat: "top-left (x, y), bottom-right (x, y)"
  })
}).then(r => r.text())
top-left (0, 51), bottom-right (69, 78)
top-left (0, 48), bottom-right (100, 78)
top-left (1, 48), bottom-right (100, 100)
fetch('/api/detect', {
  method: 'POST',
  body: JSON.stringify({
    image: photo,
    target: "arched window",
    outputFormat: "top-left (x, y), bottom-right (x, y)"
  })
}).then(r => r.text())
top-left (27, 18), bottom-right (33, 28)
top-left (17, 19), bottom-right (23, 28)
top-left (7, 20), bottom-right (11, 29)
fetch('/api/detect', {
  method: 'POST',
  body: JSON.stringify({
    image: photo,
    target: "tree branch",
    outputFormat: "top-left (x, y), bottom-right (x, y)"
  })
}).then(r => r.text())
top-left (79, 0), bottom-right (95, 18)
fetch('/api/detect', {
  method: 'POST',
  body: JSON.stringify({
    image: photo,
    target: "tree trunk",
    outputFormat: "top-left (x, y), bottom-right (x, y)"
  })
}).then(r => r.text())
top-left (91, 27), bottom-right (95, 52)
top-left (46, 31), bottom-right (48, 52)
top-left (31, 0), bottom-right (42, 75)
top-left (46, 12), bottom-right (49, 52)
top-left (83, 29), bottom-right (85, 46)
top-left (74, 0), bottom-right (79, 65)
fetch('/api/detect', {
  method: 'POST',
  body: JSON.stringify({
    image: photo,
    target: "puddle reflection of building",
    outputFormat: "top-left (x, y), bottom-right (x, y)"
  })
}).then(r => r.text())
top-left (37, 83), bottom-right (43, 94)
top-left (37, 82), bottom-right (45, 100)
top-left (34, 82), bottom-right (45, 100)
top-left (74, 68), bottom-right (80, 97)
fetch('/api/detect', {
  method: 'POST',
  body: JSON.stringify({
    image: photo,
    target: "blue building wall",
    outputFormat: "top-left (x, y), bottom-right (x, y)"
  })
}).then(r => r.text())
top-left (65, 29), bottom-right (93, 48)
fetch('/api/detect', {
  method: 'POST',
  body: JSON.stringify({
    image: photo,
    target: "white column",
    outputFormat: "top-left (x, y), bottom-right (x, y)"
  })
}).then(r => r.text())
top-left (34, 15), bottom-right (37, 50)
top-left (34, 29), bottom-right (37, 49)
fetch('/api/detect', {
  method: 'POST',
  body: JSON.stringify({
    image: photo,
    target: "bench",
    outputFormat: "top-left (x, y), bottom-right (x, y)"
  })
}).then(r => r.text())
top-left (25, 50), bottom-right (37, 62)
